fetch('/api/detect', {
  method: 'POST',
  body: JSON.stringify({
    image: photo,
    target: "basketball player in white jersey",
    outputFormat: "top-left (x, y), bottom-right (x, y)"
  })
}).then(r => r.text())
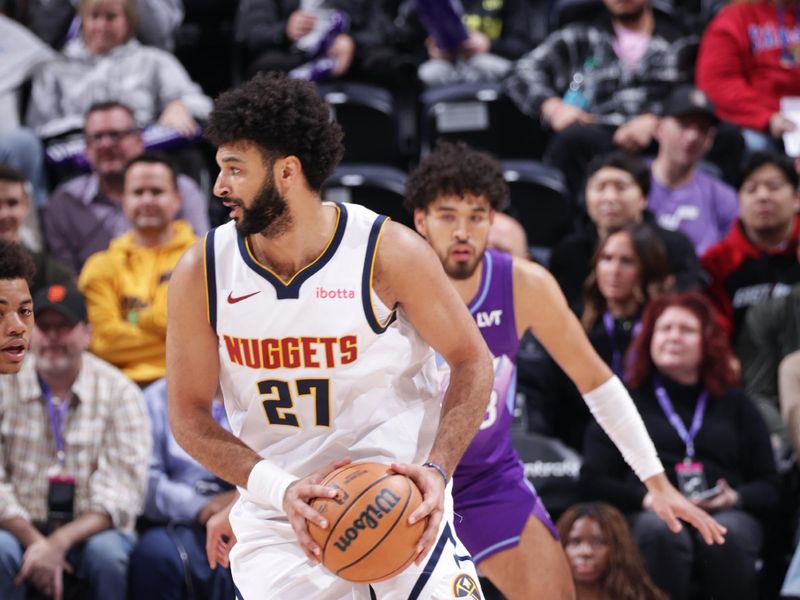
top-left (0, 240), bottom-right (34, 374)
top-left (166, 73), bottom-right (492, 600)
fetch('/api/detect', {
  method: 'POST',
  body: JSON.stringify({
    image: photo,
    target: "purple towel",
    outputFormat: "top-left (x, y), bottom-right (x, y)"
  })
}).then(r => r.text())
top-left (289, 57), bottom-right (336, 82)
top-left (414, 0), bottom-right (469, 52)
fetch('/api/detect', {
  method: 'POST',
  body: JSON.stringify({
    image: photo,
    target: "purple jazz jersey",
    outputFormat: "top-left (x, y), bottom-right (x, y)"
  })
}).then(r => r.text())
top-left (458, 248), bottom-right (519, 477)
top-left (453, 249), bottom-right (558, 564)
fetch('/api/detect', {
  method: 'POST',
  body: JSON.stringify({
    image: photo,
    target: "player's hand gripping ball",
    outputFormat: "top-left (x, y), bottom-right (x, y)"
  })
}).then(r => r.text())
top-left (308, 462), bottom-right (427, 582)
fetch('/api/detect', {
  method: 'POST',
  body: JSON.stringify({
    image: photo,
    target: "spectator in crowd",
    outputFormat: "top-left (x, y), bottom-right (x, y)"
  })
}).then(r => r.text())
top-left (779, 350), bottom-right (800, 459)
top-left (0, 128), bottom-right (49, 211)
top-left (649, 85), bottom-right (739, 256)
top-left (342, 0), bottom-right (428, 90)
top-left (548, 152), bottom-right (702, 313)
top-left (779, 350), bottom-right (800, 600)
top-left (25, 0), bottom-right (211, 140)
top-left (0, 240), bottom-right (35, 375)
top-left (0, 15), bottom-right (54, 131)
top-left (702, 152), bottom-right (800, 340)
top-left (235, 0), bottom-right (358, 79)
top-left (45, 101), bottom-right (208, 272)
top-left (504, 0), bottom-right (695, 197)
top-left (0, 157), bottom-right (44, 256)
top-left (0, 164), bottom-right (75, 295)
top-left (488, 211), bottom-right (529, 259)
top-left (579, 224), bottom-right (673, 337)
top-left (696, 0), bottom-right (800, 152)
top-left (556, 502), bottom-right (667, 600)
top-left (581, 292), bottom-right (780, 600)
top-left (128, 378), bottom-right (235, 600)
top-left (525, 223), bottom-right (672, 450)
top-left (78, 153), bottom-right (196, 385)
top-left (4, 0), bottom-right (185, 51)
top-left (417, 0), bottom-right (532, 87)
top-left (737, 284), bottom-right (800, 453)
top-left (0, 283), bottom-right (150, 600)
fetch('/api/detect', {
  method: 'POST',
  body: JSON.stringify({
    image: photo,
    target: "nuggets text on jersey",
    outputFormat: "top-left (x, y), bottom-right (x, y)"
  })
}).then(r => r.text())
top-left (223, 334), bottom-right (358, 369)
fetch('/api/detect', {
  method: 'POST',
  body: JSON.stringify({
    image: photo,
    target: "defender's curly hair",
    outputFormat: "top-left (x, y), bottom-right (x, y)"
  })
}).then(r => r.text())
top-left (404, 141), bottom-right (509, 212)
top-left (0, 240), bottom-right (35, 285)
top-left (205, 73), bottom-right (344, 191)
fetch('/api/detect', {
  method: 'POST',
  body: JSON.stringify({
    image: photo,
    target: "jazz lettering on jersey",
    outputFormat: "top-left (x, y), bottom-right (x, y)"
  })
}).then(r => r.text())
top-left (223, 335), bottom-right (358, 369)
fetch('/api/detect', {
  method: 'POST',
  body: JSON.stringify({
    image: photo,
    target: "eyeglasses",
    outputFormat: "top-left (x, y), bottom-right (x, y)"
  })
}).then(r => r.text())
top-left (84, 128), bottom-right (139, 144)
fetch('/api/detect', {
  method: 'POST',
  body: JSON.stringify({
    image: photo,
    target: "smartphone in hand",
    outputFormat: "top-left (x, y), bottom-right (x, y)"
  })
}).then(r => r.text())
top-left (692, 485), bottom-right (722, 501)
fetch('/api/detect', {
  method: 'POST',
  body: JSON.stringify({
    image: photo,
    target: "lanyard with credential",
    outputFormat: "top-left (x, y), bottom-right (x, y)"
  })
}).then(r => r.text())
top-left (38, 376), bottom-right (70, 469)
top-left (602, 311), bottom-right (640, 378)
top-left (653, 375), bottom-right (708, 460)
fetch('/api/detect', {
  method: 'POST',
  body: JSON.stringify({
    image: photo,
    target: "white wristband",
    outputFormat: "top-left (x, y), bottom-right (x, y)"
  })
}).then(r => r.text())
top-left (582, 376), bottom-right (664, 482)
top-left (247, 460), bottom-right (299, 511)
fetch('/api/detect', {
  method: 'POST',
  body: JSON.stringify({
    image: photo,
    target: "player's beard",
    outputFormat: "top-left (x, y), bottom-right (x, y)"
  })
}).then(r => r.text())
top-left (235, 176), bottom-right (292, 238)
top-left (443, 251), bottom-right (482, 281)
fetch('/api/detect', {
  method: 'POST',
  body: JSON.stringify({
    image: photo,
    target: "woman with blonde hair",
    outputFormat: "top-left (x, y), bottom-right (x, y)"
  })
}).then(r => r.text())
top-left (26, 0), bottom-right (211, 139)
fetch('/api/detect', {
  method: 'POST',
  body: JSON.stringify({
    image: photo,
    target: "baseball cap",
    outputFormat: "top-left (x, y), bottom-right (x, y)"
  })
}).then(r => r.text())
top-left (34, 284), bottom-right (87, 324)
top-left (663, 85), bottom-right (719, 123)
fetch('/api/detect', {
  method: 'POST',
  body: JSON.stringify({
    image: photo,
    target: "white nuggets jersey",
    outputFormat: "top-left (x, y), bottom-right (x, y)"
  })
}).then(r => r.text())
top-left (204, 202), bottom-right (441, 514)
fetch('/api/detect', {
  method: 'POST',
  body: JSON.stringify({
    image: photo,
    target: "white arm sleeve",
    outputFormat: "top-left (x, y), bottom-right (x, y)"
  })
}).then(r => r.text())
top-left (247, 460), bottom-right (299, 510)
top-left (582, 375), bottom-right (664, 481)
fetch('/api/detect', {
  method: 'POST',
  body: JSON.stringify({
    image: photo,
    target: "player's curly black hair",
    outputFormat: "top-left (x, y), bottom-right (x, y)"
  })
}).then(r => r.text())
top-left (0, 240), bottom-right (35, 285)
top-left (205, 73), bottom-right (344, 191)
top-left (404, 141), bottom-right (509, 212)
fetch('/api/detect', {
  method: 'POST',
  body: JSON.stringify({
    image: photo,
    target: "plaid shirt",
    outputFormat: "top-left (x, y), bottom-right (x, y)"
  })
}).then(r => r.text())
top-left (0, 353), bottom-right (151, 531)
top-left (504, 15), bottom-right (697, 126)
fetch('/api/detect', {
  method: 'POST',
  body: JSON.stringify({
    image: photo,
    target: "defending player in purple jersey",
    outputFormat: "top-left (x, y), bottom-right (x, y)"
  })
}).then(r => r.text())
top-left (406, 141), bottom-right (728, 600)
top-left (454, 248), bottom-right (561, 562)
top-left (458, 249), bottom-right (518, 471)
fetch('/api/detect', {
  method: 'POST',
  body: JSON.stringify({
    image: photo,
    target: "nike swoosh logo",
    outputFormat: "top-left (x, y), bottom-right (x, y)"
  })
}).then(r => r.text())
top-left (227, 291), bottom-right (261, 304)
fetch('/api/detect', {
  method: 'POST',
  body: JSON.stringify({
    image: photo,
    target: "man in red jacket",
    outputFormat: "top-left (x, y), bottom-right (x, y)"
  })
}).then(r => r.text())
top-left (696, 0), bottom-right (800, 151)
top-left (702, 152), bottom-right (800, 340)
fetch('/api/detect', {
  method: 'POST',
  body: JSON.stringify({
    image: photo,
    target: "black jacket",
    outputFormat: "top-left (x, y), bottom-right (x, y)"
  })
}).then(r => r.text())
top-left (580, 376), bottom-right (780, 516)
top-left (522, 313), bottom-right (639, 451)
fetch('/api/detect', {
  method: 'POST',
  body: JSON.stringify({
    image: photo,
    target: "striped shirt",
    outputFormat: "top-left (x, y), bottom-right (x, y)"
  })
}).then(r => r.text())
top-left (504, 16), bottom-right (696, 125)
top-left (0, 353), bottom-right (150, 531)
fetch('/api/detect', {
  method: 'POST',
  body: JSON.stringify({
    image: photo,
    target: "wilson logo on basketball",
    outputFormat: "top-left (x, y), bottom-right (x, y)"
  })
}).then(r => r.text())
top-left (332, 488), bottom-right (402, 553)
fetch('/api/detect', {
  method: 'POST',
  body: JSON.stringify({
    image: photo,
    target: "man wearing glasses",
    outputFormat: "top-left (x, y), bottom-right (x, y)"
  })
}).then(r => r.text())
top-left (44, 102), bottom-right (209, 272)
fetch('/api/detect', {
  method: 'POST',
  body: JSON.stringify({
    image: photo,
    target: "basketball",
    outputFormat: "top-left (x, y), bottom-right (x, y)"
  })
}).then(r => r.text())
top-left (308, 462), bottom-right (427, 583)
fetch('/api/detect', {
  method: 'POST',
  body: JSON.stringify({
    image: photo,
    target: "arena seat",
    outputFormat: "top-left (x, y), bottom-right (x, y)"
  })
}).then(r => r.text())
top-left (317, 82), bottom-right (406, 168)
top-left (419, 82), bottom-right (548, 160)
top-left (526, 0), bottom-right (552, 46)
top-left (511, 429), bottom-right (582, 521)
top-left (322, 164), bottom-right (412, 227)
top-left (552, 0), bottom-right (604, 27)
top-left (501, 160), bottom-right (572, 255)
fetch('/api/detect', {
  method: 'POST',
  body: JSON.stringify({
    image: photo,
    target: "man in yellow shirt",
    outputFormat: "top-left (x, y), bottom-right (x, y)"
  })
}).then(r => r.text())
top-left (79, 154), bottom-right (197, 385)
